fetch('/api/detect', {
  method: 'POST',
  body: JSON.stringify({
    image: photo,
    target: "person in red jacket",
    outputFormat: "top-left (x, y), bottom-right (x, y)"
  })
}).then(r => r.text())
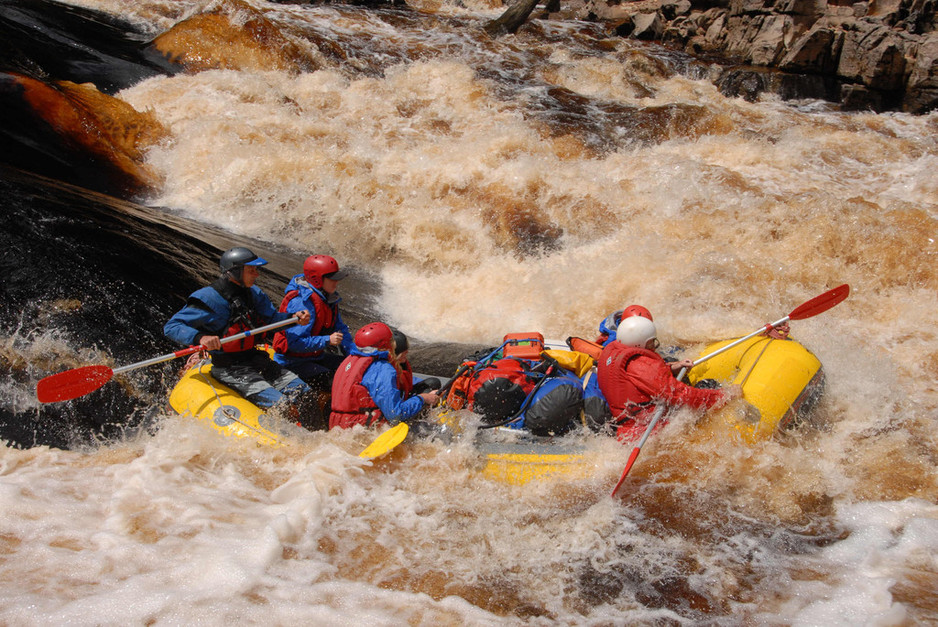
top-left (597, 316), bottom-right (741, 442)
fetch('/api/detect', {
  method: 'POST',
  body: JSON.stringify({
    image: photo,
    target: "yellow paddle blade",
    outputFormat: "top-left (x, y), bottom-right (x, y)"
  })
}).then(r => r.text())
top-left (359, 422), bottom-right (409, 459)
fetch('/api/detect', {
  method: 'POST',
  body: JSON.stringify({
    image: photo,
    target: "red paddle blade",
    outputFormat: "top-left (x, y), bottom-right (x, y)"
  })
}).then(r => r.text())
top-left (789, 284), bottom-right (849, 321)
top-left (36, 365), bottom-right (114, 403)
top-left (611, 447), bottom-right (641, 497)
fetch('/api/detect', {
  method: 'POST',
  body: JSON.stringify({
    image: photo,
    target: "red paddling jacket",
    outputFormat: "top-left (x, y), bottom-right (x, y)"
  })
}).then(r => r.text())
top-left (597, 341), bottom-right (727, 441)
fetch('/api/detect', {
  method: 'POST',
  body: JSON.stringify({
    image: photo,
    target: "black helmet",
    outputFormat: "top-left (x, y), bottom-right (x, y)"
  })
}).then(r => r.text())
top-left (220, 247), bottom-right (267, 275)
top-left (391, 328), bottom-right (408, 353)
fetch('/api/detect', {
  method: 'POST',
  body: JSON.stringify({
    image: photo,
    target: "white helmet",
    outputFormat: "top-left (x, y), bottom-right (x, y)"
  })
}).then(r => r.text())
top-left (616, 316), bottom-right (657, 348)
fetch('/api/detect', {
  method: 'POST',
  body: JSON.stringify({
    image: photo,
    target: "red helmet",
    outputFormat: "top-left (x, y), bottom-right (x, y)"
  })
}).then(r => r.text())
top-left (303, 255), bottom-right (348, 290)
top-left (355, 322), bottom-right (393, 351)
top-left (621, 304), bottom-right (653, 322)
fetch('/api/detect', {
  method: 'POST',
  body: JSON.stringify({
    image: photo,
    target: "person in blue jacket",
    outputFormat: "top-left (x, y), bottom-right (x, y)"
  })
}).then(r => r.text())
top-left (329, 322), bottom-right (439, 429)
top-left (271, 255), bottom-right (354, 391)
top-left (164, 246), bottom-right (311, 410)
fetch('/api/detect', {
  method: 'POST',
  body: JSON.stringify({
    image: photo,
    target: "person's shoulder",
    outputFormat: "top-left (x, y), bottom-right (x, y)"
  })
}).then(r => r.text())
top-left (249, 284), bottom-right (274, 298)
top-left (367, 359), bottom-right (395, 377)
top-left (284, 274), bottom-right (305, 294)
top-left (186, 285), bottom-right (220, 306)
top-left (190, 284), bottom-right (217, 297)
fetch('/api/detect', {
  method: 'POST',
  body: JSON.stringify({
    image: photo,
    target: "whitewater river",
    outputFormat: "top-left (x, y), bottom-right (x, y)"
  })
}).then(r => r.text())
top-left (2, 0), bottom-right (937, 623)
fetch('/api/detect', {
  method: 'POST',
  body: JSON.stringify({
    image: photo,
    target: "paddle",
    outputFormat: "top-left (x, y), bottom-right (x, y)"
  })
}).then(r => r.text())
top-left (610, 284), bottom-right (849, 496)
top-left (359, 421), bottom-right (409, 459)
top-left (35, 316), bottom-right (301, 403)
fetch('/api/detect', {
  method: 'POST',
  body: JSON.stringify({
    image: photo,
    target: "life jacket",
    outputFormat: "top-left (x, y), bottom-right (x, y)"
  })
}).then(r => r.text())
top-left (397, 360), bottom-right (414, 396)
top-left (271, 279), bottom-right (339, 358)
top-left (596, 342), bottom-right (659, 424)
top-left (210, 277), bottom-right (264, 353)
top-left (329, 354), bottom-right (382, 429)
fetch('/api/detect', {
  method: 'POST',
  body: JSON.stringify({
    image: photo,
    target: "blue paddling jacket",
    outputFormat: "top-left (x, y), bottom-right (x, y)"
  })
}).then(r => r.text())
top-left (164, 278), bottom-right (291, 352)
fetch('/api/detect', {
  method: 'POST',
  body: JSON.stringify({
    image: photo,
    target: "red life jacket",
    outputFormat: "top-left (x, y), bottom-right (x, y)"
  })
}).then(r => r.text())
top-left (596, 342), bottom-right (656, 422)
top-left (212, 280), bottom-right (263, 353)
top-left (329, 354), bottom-right (381, 429)
top-left (397, 360), bottom-right (414, 396)
top-left (598, 341), bottom-right (727, 428)
top-left (272, 283), bottom-right (338, 358)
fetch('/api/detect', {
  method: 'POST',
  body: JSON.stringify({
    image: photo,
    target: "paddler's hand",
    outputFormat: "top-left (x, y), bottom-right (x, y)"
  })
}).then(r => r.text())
top-left (419, 391), bottom-right (440, 406)
top-left (763, 322), bottom-right (790, 339)
top-left (295, 310), bottom-right (311, 326)
top-left (670, 359), bottom-right (694, 375)
top-left (199, 335), bottom-right (222, 352)
top-left (328, 331), bottom-right (344, 346)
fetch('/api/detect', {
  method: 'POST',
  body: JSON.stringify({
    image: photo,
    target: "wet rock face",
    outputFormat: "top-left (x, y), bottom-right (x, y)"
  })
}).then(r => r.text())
top-left (576, 0), bottom-right (938, 112)
top-left (0, 74), bottom-right (168, 196)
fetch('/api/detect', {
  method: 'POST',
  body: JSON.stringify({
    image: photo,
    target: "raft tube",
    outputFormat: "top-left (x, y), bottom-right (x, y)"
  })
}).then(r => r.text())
top-left (167, 358), bottom-right (296, 447)
top-left (475, 428), bottom-right (593, 486)
top-left (687, 336), bottom-right (824, 442)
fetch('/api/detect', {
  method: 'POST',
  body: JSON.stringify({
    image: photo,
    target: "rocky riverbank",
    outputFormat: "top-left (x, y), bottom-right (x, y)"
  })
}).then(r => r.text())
top-left (555, 0), bottom-right (937, 112)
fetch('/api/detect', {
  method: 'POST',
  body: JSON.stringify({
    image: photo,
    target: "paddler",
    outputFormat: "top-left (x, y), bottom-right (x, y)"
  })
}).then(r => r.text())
top-left (329, 322), bottom-right (439, 429)
top-left (271, 255), bottom-right (354, 391)
top-left (164, 246), bottom-right (312, 410)
top-left (596, 315), bottom-right (742, 442)
top-left (390, 328), bottom-right (442, 396)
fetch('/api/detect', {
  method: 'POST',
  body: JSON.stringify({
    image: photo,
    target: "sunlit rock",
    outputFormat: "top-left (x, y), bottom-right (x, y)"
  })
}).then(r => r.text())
top-left (600, 0), bottom-right (937, 112)
top-left (150, 0), bottom-right (321, 74)
top-left (6, 73), bottom-right (167, 195)
top-left (904, 32), bottom-right (938, 112)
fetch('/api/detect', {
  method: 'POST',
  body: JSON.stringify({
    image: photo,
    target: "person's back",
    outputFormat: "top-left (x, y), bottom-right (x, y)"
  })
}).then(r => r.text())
top-left (329, 323), bottom-right (437, 429)
top-left (272, 255), bottom-right (353, 390)
top-left (596, 316), bottom-right (734, 441)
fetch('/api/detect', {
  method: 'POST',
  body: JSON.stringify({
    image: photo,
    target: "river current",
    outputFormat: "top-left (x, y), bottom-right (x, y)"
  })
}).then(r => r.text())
top-left (1, 0), bottom-right (937, 623)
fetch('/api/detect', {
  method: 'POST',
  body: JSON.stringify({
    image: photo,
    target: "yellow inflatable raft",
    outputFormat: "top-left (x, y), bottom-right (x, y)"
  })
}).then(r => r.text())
top-left (687, 336), bottom-right (824, 442)
top-left (165, 335), bottom-right (823, 484)
top-left (167, 356), bottom-right (299, 447)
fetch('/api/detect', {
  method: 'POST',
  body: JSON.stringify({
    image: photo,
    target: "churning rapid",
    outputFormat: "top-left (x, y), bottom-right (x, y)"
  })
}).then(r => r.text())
top-left (2, 0), bottom-right (938, 623)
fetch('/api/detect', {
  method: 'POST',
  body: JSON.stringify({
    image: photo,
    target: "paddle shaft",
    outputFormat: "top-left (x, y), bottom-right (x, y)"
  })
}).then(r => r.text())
top-left (611, 284), bottom-right (849, 496)
top-left (113, 316), bottom-right (300, 375)
top-left (36, 316), bottom-right (301, 403)
top-left (679, 315), bottom-right (791, 374)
